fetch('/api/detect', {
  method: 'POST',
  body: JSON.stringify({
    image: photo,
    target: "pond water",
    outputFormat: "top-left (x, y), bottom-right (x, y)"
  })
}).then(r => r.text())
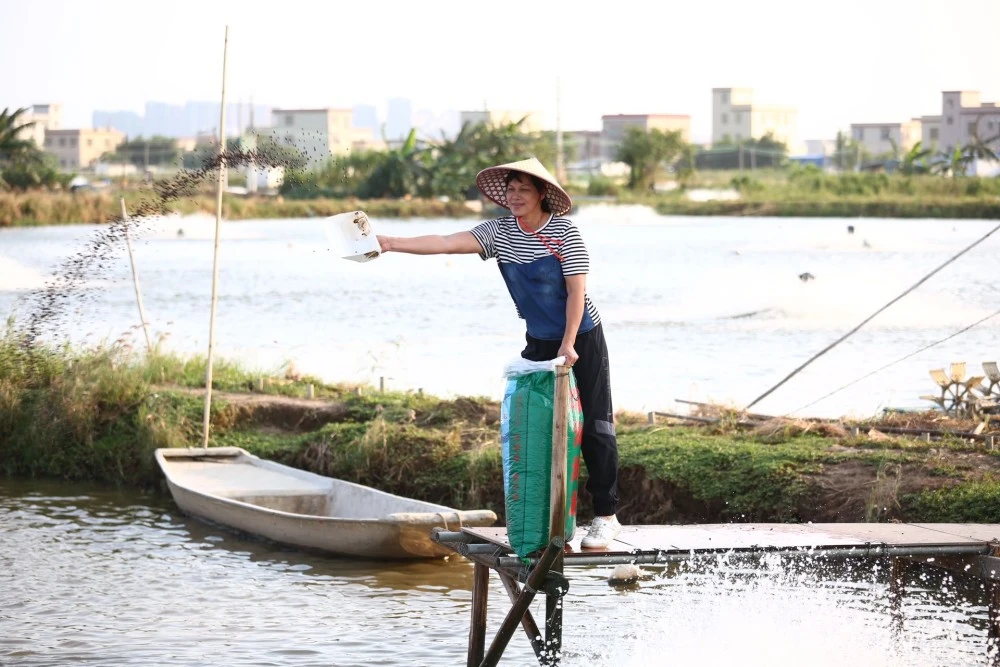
top-left (2, 208), bottom-right (998, 419)
top-left (1, 480), bottom-right (993, 666)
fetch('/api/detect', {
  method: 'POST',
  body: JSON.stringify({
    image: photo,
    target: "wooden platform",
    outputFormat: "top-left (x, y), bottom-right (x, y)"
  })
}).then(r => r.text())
top-left (460, 522), bottom-right (1000, 565)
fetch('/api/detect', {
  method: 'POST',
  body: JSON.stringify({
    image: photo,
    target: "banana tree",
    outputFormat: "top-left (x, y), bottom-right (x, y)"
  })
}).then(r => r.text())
top-left (898, 141), bottom-right (932, 175)
top-left (934, 144), bottom-right (972, 177)
top-left (962, 118), bottom-right (999, 166)
top-left (358, 128), bottom-right (426, 198)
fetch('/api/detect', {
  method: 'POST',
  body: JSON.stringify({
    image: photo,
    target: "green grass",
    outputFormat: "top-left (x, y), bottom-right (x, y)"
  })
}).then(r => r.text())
top-left (5, 327), bottom-right (1000, 523)
top-left (901, 479), bottom-right (1000, 522)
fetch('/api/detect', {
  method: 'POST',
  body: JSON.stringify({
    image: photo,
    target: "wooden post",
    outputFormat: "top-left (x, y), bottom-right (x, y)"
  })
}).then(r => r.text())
top-left (480, 538), bottom-right (564, 667)
top-left (989, 579), bottom-right (1000, 666)
top-left (498, 573), bottom-right (545, 661)
top-left (119, 198), bottom-right (153, 354)
top-left (468, 562), bottom-right (489, 667)
top-left (549, 365), bottom-right (570, 544)
top-left (200, 25), bottom-right (230, 449)
top-left (380, 376), bottom-right (385, 392)
top-left (306, 383), bottom-right (314, 399)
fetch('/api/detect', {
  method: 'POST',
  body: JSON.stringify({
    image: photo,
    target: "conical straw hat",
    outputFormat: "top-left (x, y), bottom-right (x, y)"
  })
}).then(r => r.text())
top-left (475, 157), bottom-right (573, 217)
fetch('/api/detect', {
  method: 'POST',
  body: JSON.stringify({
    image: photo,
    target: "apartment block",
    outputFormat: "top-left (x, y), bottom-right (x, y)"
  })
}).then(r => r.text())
top-left (43, 127), bottom-right (124, 169)
top-left (711, 88), bottom-right (799, 152)
top-left (17, 103), bottom-right (63, 148)
top-left (600, 114), bottom-right (691, 162)
top-left (458, 110), bottom-right (544, 134)
top-left (937, 91), bottom-right (1000, 154)
top-left (259, 108), bottom-right (365, 168)
top-left (850, 119), bottom-right (922, 156)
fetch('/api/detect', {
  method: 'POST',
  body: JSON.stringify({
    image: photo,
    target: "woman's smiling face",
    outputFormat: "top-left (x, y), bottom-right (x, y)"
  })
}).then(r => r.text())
top-left (505, 172), bottom-right (543, 218)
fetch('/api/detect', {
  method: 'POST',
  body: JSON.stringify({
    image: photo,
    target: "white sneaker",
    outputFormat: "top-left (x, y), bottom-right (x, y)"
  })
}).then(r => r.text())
top-left (581, 515), bottom-right (622, 548)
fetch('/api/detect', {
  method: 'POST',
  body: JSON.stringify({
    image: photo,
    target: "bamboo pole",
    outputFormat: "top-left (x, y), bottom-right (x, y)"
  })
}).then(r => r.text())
top-left (201, 25), bottom-right (229, 449)
top-left (119, 198), bottom-right (153, 354)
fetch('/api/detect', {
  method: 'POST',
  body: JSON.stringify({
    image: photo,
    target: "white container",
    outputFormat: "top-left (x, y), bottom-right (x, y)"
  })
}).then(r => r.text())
top-left (324, 210), bottom-right (381, 263)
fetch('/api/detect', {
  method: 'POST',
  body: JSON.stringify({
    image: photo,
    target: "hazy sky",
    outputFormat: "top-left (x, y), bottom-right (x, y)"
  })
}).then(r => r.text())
top-left (3, 0), bottom-right (998, 142)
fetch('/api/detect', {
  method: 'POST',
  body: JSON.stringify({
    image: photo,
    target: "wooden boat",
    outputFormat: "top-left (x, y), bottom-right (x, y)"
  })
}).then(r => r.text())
top-left (155, 446), bottom-right (497, 559)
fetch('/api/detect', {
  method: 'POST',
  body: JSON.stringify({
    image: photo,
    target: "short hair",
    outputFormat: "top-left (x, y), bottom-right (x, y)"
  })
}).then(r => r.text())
top-left (504, 170), bottom-right (552, 213)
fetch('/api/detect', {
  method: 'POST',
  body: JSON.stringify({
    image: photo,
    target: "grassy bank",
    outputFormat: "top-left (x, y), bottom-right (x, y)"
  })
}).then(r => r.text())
top-left (0, 191), bottom-right (480, 227)
top-left (4, 170), bottom-right (1000, 226)
top-left (649, 195), bottom-right (1000, 218)
top-left (4, 332), bottom-right (1000, 524)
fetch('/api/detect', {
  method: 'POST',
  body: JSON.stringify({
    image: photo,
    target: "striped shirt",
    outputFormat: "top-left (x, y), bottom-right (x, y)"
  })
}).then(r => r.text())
top-left (470, 215), bottom-right (602, 335)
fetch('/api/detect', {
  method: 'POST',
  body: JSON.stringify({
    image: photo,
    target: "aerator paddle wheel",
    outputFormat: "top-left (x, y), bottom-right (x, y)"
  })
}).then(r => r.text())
top-left (919, 362), bottom-right (984, 418)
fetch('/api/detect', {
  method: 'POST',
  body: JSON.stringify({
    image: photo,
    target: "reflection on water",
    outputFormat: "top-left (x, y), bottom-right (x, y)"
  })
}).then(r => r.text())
top-left (0, 479), bottom-right (993, 666)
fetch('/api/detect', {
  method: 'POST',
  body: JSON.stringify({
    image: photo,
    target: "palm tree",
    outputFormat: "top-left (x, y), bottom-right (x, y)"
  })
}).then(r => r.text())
top-left (0, 107), bottom-right (38, 164)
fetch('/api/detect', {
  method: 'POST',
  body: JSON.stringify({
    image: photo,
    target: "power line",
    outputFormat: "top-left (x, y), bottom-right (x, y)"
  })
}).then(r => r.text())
top-left (745, 221), bottom-right (1000, 411)
top-left (785, 307), bottom-right (1000, 417)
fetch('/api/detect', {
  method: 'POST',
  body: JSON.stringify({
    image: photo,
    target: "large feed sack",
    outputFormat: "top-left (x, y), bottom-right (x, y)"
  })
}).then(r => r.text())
top-left (500, 358), bottom-right (584, 558)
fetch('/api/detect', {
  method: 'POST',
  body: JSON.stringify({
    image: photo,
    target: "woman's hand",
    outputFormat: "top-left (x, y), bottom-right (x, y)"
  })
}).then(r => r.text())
top-left (557, 343), bottom-right (579, 367)
top-left (376, 235), bottom-right (392, 252)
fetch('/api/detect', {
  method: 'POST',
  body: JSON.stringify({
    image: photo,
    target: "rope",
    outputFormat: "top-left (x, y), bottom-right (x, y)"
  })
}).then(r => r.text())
top-left (745, 222), bottom-right (1000, 411)
top-left (785, 307), bottom-right (1000, 416)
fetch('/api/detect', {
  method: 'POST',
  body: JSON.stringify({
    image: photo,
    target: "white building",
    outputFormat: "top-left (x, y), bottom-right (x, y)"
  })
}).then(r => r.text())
top-left (16, 103), bottom-right (63, 148)
top-left (259, 108), bottom-right (377, 169)
top-left (937, 90), bottom-right (1000, 155)
top-left (711, 88), bottom-right (800, 153)
top-left (803, 139), bottom-right (837, 156)
top-left (600, 114), bottom-right (692, 162)
top-left (458, 110), bottom-right (544, 133)
top-left (920, 115), bottom-right (942, 148)
top-left (849, 119), bottom-right (922, 157)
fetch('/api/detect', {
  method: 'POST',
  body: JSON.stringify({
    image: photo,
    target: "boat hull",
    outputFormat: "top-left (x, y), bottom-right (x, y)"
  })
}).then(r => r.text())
top-left (156, 447), bottom-right (496, 559)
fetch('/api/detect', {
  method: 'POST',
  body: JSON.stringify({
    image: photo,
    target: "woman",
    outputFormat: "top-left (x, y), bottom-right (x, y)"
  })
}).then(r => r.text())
top-left (376, 157), bottom-right (621, 549)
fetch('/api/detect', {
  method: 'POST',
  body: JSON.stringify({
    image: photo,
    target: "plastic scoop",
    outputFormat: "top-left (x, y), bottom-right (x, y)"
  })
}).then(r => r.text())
top-left (324, 210), bottom-right (382, 262)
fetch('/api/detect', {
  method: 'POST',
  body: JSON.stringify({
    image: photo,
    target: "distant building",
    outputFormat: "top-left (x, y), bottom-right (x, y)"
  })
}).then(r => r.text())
top-left (920, 115), bottom-right (942, 148)
top-left (937, 91), bottom-right (1000, 155)
top-left (563, 130), bottom-right (603, 171)
top-left (18, 103), bottom-right (63, 148)
top-left (259, 108), bottom-right (360, 168)
top-left (459, 109), bottom-right (544, 133)
top-left (849, 119), bottom-right (922, 156)
top-left (91, 101), bottom-right (273, 138)
top-left (353, 105), bottom-right (379, 134)
top-left (92, 109), bottom-right (144, 137)
top-left (803, 139), bottom-right (837, 156)
top-left (43, 127), bottom-right (124, 169)
top-left (600, 114), bottom-right (691, 162)
top-left (711, 88), bottom-right (799, 152)
top-left (385, 98), bottom-right (413, 141)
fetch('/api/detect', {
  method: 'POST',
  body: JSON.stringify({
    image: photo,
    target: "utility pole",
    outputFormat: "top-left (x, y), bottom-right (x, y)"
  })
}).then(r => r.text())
top-left (555, 76), bottom-right (565, 184)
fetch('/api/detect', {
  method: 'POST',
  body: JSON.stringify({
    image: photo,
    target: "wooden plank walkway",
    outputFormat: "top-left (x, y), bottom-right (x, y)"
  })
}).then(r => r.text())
top-left (458, 522), bottom-right (1000, 566)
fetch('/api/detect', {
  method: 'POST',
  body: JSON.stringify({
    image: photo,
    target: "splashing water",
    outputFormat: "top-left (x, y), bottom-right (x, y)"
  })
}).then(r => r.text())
top-left (17, 143), bottom-right (306, 346)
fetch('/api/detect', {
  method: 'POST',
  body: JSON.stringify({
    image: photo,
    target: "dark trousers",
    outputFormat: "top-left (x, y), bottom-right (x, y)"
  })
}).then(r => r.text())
top-left (521, 323), bottom-right (619, 517)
